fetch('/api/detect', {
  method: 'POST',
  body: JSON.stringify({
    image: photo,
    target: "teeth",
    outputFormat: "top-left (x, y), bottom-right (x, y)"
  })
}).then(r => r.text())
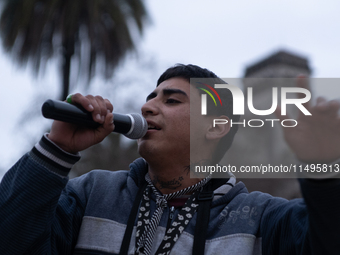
top-left (148, 124), bottom-right (160, 130)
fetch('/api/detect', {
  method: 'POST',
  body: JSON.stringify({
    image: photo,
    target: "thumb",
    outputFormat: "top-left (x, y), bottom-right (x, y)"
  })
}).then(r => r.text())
top-left (94, 112), bottom-right (115, 142)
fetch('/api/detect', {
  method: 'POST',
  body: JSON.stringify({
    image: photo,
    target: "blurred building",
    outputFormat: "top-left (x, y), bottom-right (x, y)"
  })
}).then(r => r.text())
top-left (223, 50), bottom-right (312, 199)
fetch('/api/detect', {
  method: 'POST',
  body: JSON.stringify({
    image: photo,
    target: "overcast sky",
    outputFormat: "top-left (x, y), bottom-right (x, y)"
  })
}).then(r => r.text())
top-left (1, 0), bottom-right (340, 178)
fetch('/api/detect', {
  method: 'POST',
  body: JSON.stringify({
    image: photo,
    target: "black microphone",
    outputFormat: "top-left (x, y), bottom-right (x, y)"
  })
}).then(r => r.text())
top-left (41, 99), bottom-right (148, 139)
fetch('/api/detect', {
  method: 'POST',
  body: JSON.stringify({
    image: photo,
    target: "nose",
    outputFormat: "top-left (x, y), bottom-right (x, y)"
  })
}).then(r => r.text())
top-left (141, 98), bottom-right (159, 117)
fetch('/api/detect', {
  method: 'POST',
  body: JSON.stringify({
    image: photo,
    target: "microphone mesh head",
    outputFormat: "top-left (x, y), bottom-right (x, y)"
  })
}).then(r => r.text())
top-left (125, 113), bottom-right (148, 139)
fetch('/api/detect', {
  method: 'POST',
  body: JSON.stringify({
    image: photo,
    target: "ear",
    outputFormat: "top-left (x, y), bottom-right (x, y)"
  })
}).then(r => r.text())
top-left (206, 115), bottom-right (231, 140)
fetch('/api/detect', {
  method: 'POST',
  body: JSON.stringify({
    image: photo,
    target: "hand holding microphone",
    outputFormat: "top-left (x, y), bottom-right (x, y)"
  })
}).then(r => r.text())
top-left (43, 94), bottom-right (147, 154)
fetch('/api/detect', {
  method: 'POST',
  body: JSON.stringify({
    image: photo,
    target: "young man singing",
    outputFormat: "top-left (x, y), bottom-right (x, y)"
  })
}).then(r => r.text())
top-left (1, 64), bottom-right (340, 254)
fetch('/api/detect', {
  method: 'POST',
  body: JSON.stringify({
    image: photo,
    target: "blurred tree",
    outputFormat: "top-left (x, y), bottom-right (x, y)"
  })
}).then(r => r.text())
top-left (0, 0), bottom-right (148, 100)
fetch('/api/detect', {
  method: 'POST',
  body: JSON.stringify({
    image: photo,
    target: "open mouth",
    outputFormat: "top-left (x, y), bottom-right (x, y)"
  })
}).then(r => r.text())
top-left (148, 124), bottom-right (161, 130)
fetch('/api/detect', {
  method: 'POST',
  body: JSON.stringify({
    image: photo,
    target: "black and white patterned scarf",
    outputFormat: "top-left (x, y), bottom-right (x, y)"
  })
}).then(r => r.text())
top-left (135, 173), bottom-right (211, 255)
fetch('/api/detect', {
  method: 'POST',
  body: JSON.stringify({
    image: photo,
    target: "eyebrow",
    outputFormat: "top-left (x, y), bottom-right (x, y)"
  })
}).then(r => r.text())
top-left (146, 88), bottom-right (188, 101)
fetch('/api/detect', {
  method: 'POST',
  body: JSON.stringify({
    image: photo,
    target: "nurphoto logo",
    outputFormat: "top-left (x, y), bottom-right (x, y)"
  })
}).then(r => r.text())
top-left (197, 79), bottom-right (312, 128)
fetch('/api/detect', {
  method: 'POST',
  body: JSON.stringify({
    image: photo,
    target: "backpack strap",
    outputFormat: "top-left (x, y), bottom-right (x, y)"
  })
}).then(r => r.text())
top-left (119, 181), bottom-right (148, 255)
top-left (120, 177), bottom-right (228, 255)
top-left (192, 178), bottom-right (229, 255)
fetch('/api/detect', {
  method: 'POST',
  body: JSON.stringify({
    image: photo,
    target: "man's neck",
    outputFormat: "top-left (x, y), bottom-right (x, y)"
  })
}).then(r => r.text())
top-left (147, 165), bottom-right (203, 194)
